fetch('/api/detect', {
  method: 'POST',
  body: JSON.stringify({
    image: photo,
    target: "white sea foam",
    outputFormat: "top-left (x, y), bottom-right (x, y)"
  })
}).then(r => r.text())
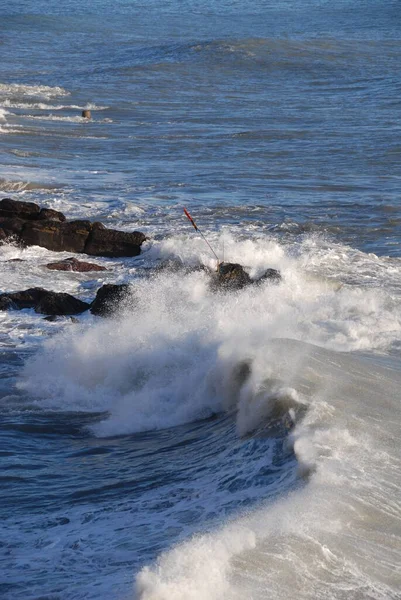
top-left (0, 83), bottom-right (69, 100)
top-left (2, 100), bottom-right (108, 110)
top-left (16, 233), bottom-right (401, 440)
top-left (135, 343), bottom-right (401, 600)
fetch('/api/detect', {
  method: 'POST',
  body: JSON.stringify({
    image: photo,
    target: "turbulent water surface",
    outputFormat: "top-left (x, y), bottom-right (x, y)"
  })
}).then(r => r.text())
top-left (1, 1), bottom-right (401, 599)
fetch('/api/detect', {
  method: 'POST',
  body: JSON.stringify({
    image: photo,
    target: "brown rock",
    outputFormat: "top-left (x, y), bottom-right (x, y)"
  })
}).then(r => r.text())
top-left (46, 257), bottom-right (107, 272)
top-left (21, 220), bottom-right (92, 253)
top-left (38, 208), bottom-right (66, 222)
top-left (0, 287), bottom-right (90, 315)
top-left (0, 217), bottom-right (26, 240)
top-left (0, 198), bottom-right (40, 220)
top-left (213, 262), bottom-right (252, 291)
top-left (84, 227), bottom-right (146, 258)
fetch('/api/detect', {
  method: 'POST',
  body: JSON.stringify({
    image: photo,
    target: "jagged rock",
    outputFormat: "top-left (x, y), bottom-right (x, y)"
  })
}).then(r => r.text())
top-left (84, 227), bottom-right (146, 258)
top-left (46, 257), bottom-right (107, 272)
top-left (38, 208), bottom-right (66, 222)
top-left (0, 199), bottom-right (147, 258)
top-left (213, 262), bottom-right (252, 291)
top-left (0, 198), bottom-right (40, 220)
top-left (0, 217), bottom-right (27, 237)
top-left (0, 288), bottom-right (90, 315)
top-left (90, 284), bottom-right (132, 316)
top-left (21, 220), bottom-right (92, 253)
top-left (255, 268), bottom-right (282, 284)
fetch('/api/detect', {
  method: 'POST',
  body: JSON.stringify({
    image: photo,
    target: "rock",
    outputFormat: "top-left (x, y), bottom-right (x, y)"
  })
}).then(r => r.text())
top-left (21, 220), bottom-right (92, 253)
top-left (0, 198), bottom-right (40, 220)
top-left (213, 262), bottom-right (252, 291)
top-left (46, 257), bottom-right (107, 272)
top-left (90, 284), bottom-right (132, 316)
top-left (84, 227), bottom-right (146, 258)
top-left (0, 216), bottom-right (27, 238)
top-left (255, 268), bottom-right (282, 284)
top-left (82, 110), bottom-right (91, 119)
top-left (38, 208), bottom-right (66, 222)
top-left (0, 288), bottom-right (90, 315)
top-left (0, 199), bottom-right (147, 258)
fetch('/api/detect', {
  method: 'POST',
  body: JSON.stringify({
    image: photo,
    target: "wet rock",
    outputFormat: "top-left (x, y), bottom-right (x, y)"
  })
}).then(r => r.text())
top-left (0, 216), bottom-right (27, 238)
top-left (46, 257), bottom-right (107, 272)
top-left (213, 262), bottom-right (252, 291)
top-left (255, 268), bottom-right (282, 284)
top-left (21, 220), bottom-right (92, 253)
top-left (0, 199), bottom-right (147, 258)
top-left (0, 198), bottom-right (40, 220)
top-left (38, 208), bottom-right (66, 222)
top-left (90, 284), bottom-right (132, 316)
top-left (84, 227), bottom-right (146, 258)
top-left (0, 288), bottom-right (90, 315)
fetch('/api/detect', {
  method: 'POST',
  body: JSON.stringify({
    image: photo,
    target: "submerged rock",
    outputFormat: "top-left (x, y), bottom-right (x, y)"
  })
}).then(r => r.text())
top-left (90, 283), bottom-right (133, 316)
top-left (255, 268), bottom-right (282, 284)
top-left (0, 288), bottom-right (90, 315)
top-left (46, 257), bottom-right (107, 272)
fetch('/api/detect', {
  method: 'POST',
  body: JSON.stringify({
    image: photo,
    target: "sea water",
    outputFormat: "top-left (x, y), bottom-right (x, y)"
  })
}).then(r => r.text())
top-left (1, 1), bottom-right (401, 599)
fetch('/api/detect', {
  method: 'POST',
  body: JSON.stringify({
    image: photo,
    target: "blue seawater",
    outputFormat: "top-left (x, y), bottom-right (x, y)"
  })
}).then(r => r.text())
top-left (1, 1), bottom-right (401, 599)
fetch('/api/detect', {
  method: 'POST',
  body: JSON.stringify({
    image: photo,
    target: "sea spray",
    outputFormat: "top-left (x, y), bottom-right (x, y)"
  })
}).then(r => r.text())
top-left (17, 233), bottom-right (401, 437)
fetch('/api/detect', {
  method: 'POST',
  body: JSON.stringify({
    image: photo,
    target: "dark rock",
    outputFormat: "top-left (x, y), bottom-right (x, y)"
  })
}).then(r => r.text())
top-left (38, 208), bottom-right (66, 222)
top-left (0, 199), bottom-right (146, 258)
top-left (91, 221), bottom-right (106, 231)
top-left (0, 216), bottom-right (27, 238)
top-left (0, 288), bottom-right (90, 315)
top-left (46, 257), bottom-right (107, 272)
top-left (0, 198), bottom-right (40, 220)
top-left (84, 227), bottom-right (146, 258)
top-left (21, 220), bottom-right (92, 253)
top-left (90, 284), bottom-right (132, 316)
top-left (213, 262), bottom-right (252, 291)
top-left (255, 268), bottom-right (282, 284)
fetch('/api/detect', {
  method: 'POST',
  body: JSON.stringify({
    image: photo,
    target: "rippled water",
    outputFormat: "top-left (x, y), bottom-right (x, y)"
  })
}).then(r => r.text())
top-left (1, 1), bottom-right (401, 599)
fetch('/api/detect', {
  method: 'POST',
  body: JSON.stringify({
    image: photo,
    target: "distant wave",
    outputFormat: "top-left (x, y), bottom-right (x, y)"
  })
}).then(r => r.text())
top-left (0, 178), bottom-right (63, 192)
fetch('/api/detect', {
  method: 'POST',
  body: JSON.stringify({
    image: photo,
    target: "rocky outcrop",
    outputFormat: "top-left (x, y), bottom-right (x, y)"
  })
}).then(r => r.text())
top-left (84, 226), bottom-right (146, 258)
top-left (46, 257), bottom-right (107, 272)
top-left (0, 288), bottom-right (90, 315)
top-left (22, 220), bottom-right (93, 253)
top-left (90, 284), bottom-right (133, 316)
top-left (213, 262), bottom-right (252, 291)
top-left (0, 198), bottom-right (40, 220)
top-left (0, 198), bottom-right (146, 258)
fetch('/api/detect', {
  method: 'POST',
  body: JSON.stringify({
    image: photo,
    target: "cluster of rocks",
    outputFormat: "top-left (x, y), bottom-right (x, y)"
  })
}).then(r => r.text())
top-left (0, 198), bottom-right (146, 257)
top-left (0, 199), bottom-right (282, 319)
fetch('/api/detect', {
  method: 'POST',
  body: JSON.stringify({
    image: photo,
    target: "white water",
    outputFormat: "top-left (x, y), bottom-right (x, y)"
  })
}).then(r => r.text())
top-left (135, 342), bottom-right (401, 600)
top-left (3, 231), bottom-right (401, 599)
